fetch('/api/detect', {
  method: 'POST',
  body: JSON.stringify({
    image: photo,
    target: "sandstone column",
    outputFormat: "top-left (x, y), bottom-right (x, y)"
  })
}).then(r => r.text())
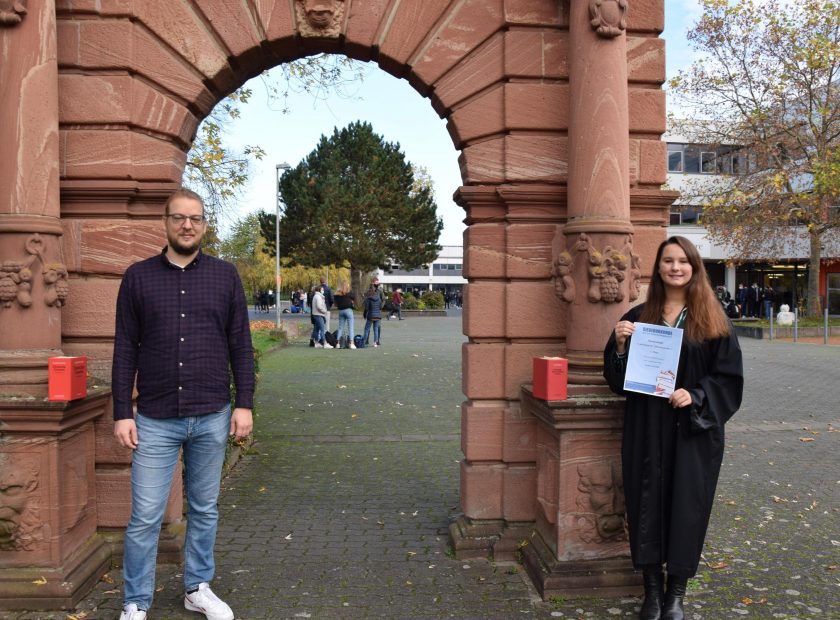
top-left (520, 0), bottom-right (640, 597)
top-left (561, 0), bottom-right (639, 385)
top-left (0, 0), bottom-right (65, 392)
top-left (0, 1), bottom-right (110, 610)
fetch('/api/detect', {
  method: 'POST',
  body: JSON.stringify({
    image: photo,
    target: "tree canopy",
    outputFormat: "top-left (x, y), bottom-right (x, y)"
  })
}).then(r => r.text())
top-left (258, 121), bottom-right (443, 297)
top-left (669, 0), bottom-right (840, 315)
top-left (183, 54), bottom-right (366, 227)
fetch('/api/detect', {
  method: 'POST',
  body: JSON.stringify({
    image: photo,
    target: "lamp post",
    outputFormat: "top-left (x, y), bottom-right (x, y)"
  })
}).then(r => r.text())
top-left (275, 162), bottom-right (291, 328)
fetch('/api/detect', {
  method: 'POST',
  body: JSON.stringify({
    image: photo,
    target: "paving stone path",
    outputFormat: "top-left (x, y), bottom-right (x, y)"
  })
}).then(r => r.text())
top-left (4, 316), bottom-right (839, 619)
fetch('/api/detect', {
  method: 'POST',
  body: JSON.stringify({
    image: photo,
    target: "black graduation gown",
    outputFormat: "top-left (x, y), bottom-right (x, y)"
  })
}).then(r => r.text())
top-left (603, 304), bottom-right (743, 576)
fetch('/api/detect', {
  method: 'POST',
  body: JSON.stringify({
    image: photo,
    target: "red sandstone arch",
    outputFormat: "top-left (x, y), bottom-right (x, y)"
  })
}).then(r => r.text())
top-left (0, 0), bottom-right (673, 608)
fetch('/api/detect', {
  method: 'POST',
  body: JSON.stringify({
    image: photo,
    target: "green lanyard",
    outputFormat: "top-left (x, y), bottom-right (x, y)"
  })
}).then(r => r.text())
top-left (662, 306), bottom-right (687, 329)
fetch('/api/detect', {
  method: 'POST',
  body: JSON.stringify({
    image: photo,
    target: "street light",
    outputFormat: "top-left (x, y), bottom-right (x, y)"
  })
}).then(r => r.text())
top-left (275, 162), bottom-right (291, 328)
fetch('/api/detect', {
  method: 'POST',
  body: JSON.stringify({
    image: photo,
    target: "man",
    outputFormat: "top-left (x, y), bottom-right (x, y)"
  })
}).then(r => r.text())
top-left (112, 188), bottom-right (254, 620)
top-left (388, 287), bottom-right (403, 320)
top-left (320, 275), bottom-right (334, 331)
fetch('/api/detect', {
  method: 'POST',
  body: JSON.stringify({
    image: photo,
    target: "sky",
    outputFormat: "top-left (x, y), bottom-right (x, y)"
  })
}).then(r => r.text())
top-left (221, 0), bottom-right (703, 246)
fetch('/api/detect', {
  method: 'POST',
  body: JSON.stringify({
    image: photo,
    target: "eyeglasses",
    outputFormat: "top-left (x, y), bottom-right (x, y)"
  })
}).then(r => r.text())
top-left (167, 214), bottom-right (205, 226)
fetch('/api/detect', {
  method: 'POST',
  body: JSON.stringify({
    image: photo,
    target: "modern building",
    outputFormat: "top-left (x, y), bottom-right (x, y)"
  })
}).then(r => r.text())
top-left (665, 133), bottom-right (840, 314)
top-left (375, 244), bottom-right (467, 298)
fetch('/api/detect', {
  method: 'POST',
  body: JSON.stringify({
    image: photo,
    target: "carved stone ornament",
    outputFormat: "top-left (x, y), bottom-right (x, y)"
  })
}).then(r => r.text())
top-left (552, 233), bottom-right (640, 305)
top-left (589, 0), bottom-right (627, 38)
top-left (575, 460), bottom-right (627, 544)
top-left (0, 234), bottom-right (69, 309)
top-left (0, 453), bottom-right (44, 552)
top-left (0, 0), bottom-right (27, 26)
top-left (295, 0), bottom-right (345, 38)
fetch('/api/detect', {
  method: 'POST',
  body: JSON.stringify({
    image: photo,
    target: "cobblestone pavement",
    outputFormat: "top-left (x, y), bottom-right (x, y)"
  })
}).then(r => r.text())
top-left (4, 318), bottom-right (839, 619)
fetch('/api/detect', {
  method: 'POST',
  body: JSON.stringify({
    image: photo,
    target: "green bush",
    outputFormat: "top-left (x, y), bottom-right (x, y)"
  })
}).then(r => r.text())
top-left (420, 290), bottom-right (445, 309)
top-left (401, 292), bottom-right (420, 310)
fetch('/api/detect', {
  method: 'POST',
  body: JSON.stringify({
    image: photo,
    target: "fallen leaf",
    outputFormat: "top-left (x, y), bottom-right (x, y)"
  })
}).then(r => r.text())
top-left (826, 565), bottom-right (838, 571)
top-left (32, 576), bottom-right (47, 585)
top-left (101, 573), bottom-right (114, 584)
top-left (258, 486), bottom-right (266, 493)
top-left (724, 500), bottom-right (737, 506)
top-left (707, 561), bottom-right (729, 570)
top-left (799, 437), bottom-right (815, 442)
top-left (285, 533), bottom-right (293, 540)
top-left (67, 613), bottom-right (89, 620)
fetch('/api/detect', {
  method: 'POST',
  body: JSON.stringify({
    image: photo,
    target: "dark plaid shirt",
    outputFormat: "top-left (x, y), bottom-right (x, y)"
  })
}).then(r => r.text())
top-left (111, 248), bottom-right (255, 421)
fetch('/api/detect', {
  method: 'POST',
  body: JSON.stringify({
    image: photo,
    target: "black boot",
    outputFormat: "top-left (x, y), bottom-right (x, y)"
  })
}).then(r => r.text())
top-left (639, 567), bottom-right (664, 620)
top-left (662, 574), bottom-right (688, 620)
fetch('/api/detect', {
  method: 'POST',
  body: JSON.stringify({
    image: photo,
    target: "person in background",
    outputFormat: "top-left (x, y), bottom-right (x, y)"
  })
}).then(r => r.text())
top-left (388, 287), bottom-right (403, 320)
top-left (604, 236), bottom-right (743, 620)
top-left (310, 284), bottom-right (331, 348)
top-left (112, 188), bottom-right (254, 620)
top-left (320, 275), bottom-right (334, 331)
top-left (736, 283), bottom-right (747, 318)
top-left (362, 279), bottom-right (384, 347)
top-left (334, 281), bottom-right (356, 349)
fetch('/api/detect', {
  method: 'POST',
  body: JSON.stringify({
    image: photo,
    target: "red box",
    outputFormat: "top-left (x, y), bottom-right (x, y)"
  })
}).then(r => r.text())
top-left (532, 356), bottom-right (568, 401)
top-left (48, 356), bottom-right (88, 401)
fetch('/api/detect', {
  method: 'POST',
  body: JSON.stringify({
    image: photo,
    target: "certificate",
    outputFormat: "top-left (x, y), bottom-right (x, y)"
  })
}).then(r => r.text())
top-left (623, 322), bottom-right (683, 398)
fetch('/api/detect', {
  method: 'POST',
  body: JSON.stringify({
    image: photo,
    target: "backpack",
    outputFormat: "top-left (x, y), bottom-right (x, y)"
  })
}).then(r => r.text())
top-left (324, 330), bottom-right (338, 347)
top-left (353, 334), bottom-right (366, 349)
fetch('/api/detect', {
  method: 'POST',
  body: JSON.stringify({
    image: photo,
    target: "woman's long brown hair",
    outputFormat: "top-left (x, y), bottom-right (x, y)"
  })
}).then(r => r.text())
top-left (639, 236), bottom-right (731, 343)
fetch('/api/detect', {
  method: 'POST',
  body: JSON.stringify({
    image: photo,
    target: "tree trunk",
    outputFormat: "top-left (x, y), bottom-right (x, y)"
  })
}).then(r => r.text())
top-left (350, 266), bottom-right (363, 308)
top-left (806, 228), bottom-right (822, 317)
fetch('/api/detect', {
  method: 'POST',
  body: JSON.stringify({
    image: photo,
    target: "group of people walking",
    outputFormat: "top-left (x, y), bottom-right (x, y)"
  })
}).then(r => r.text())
top-left (734, 282), bottom-right (777, 319)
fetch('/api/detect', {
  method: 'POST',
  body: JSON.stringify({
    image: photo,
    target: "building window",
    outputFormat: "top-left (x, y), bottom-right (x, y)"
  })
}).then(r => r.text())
top-left (668, 143), bottom-right (684, 172)
top-left (670, 211), bottom-right (682, 225)
top-left (701, 151), bottom-right (717, 173)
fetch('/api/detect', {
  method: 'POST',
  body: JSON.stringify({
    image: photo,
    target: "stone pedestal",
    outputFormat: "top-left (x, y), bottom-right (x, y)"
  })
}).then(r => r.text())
top-left (518, 387), bottom-right (640, 598)
top-left (0, 391), bottom-right (112, 610)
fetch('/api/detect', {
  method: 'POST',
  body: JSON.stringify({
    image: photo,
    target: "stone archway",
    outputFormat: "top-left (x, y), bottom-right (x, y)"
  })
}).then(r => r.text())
top-left (1, 0), bottom-right (674, 608)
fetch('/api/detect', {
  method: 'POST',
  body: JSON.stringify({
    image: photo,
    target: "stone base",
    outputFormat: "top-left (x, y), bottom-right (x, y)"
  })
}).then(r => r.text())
top-left (448, 515), bottom-right (533, 561)
top-left (0, 535), bottom-right (111, 611)
top-left (521, 530), bottom-right (641, 600)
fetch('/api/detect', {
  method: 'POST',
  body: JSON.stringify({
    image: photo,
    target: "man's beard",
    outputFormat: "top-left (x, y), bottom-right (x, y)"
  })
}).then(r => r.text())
top-left (168, 232), bottom-right (201, 256)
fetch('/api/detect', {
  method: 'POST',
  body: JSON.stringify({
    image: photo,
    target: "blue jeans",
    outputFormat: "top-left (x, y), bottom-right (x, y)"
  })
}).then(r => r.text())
top-left (311, 315), bottom-right (325, 343)
top-left (363, 318), bottom-right (381, 345)
top-left (123, 406), bottom-right (231, 610)
top-left (337, 308), bottom-right (354, 343)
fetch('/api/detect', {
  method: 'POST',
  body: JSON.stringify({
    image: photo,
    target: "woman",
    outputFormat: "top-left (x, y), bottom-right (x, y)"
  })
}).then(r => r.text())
top-left (362, 282), bottom-right (383, 347)
top-left (604, 236), bottom-right (743, 620)
top-left (334, 281), bottom-right (356, 349)
top-left (310, 285), bottom-right (331, 348)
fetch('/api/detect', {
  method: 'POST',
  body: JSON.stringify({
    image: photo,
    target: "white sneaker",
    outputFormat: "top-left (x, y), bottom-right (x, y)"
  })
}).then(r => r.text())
top-left (373, 343), bottom-right (379, 348)
top-left (349, 343), bottom-right (357, 349)
top-left (184, 583), bottom-right (234, 620)
top-left (119, 604), bottom-right (146, 620)
top-left (323, 342), bottom-right (333, 349)
top-left (314, 342), bottom-right (323, 348)
top-left (335, 342), bottom-right (341, 349)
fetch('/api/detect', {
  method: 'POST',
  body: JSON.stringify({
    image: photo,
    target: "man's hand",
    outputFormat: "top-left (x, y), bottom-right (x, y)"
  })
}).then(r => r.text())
top-left (114, 419), bottom-right (139, 449)
top-left (230, 408), bottom-right (253, 440)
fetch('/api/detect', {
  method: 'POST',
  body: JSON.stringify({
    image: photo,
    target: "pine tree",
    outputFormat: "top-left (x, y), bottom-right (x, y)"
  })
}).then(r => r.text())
top-left (259, 121), bottom-right (443, 300)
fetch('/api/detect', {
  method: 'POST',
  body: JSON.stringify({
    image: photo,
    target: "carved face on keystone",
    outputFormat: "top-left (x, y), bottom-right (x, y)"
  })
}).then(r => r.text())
top-left (0, 455), bottom-right (40, 551)
top-left (577, 461), bottom-right (626, 542)
top-left (302, 0), bottom-right (338, 28)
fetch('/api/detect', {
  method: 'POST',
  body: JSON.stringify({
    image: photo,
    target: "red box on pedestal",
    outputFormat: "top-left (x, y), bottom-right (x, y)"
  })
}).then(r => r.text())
top-left (532, 356), bottom-right (568, 401)
top-left (48, 356), bottom-right (87, 401)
